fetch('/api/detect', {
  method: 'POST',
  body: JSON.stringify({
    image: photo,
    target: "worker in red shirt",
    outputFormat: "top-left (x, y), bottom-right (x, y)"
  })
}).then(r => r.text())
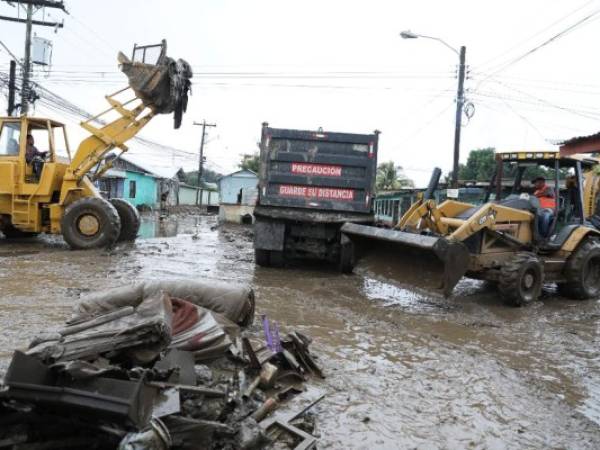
top-left (532, 176), bottom-right (555, 236)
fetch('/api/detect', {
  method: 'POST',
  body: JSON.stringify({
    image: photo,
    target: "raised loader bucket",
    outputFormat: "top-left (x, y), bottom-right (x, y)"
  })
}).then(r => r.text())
top-left (341, 223), bottom-right (470, 297)
top-left (118, 40), bottom-right (192, 128)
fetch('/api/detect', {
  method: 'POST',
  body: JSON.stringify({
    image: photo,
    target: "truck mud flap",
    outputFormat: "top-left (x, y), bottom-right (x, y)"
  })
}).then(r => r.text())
top-left (341, 222), bottom-right (470, 296)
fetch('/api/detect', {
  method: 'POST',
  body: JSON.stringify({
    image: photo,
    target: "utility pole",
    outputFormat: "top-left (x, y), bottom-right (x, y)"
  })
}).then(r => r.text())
top-left (20, 3), bottom-right (33, 115)
top-left (193, 120), bottom-right (216, 187)
top-left (193, 120), bottom-right (216, 207)
top-left (0, 0), bottom-right (66, 115)
top-left (451, 46), bottom-right (466, 189)
top-left (8, 60), bottom-right (16, 116)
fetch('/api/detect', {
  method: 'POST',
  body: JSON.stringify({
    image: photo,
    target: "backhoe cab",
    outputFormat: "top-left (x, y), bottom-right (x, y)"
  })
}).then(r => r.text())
top-left (0, 40), bottom-right (192, 249)
top-left (343, 151), bottom-right (600, 306)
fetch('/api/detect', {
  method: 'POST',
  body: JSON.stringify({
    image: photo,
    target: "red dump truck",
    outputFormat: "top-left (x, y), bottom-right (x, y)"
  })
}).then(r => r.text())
top-left (253, 123), bottom-right (379, 271)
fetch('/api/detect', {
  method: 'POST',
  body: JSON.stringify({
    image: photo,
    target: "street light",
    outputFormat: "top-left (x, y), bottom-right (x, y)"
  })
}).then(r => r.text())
top-left (400, 30), bottom-right (466, 189)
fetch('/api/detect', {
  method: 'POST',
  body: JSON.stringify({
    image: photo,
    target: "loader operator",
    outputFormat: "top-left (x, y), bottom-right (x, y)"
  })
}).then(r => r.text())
top-left (532, 176), bottom-right (556, 237)
top-left (25, 134), bottom-right (47, 179)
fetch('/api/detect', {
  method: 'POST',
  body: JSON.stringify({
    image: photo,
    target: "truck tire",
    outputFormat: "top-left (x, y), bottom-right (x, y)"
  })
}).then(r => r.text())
top-left (110, 198), bottom-right (140, 242)
top-left (269, 250), bottom-right (285, 267)
top-left (61, 197), bottom-right (121, 249)
top-left (255, 249), bottom-right (271, 267)
top-left (557, 238), bottom-right (600, 299)
top-left (499, 252), bottom-right (544, 306)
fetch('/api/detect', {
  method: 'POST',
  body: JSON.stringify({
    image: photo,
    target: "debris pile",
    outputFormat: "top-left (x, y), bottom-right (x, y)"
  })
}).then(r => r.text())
top-left (0, 281), bottom-right (323, 449)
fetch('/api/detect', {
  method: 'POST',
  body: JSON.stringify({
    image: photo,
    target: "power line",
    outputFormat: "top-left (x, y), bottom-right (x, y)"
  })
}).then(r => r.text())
top-left (474, 7), bottom-right (600, 92)
top-left (475, 0), bottom-right (598, 71)
top-left (480, 78), bottom-right (600, 119)
top-left (0, 68), bottom-right (225, 171)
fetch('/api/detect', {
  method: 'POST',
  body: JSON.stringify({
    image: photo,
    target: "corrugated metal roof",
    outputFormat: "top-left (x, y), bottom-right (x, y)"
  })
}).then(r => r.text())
top-left (559, 131), bottom-right (600, 147)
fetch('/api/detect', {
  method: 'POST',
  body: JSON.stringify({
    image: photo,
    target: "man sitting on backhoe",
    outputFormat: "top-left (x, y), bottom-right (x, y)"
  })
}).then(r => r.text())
top-left (532, 176), bottom-right (556, 236)
top-left (25, 133), bottom-right (47, 180)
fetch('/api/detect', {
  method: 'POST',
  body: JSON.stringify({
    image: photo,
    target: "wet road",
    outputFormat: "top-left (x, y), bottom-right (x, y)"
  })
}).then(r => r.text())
top-left (1, 215), bottom-right (600, 449)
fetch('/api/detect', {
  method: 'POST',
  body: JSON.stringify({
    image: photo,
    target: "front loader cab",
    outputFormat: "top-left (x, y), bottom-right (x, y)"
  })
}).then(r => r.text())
top-left (493, 151), bottom-right (593, 246)
top-left (0, 116), bottom-right (70, 186)
top-left (20, 117), bottom-right (71, 185)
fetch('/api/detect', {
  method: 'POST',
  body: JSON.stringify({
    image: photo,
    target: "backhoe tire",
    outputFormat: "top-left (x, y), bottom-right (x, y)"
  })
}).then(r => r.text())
top-left (557, 238), bottom-right (600, 300)
top-left (110, 198), bottom-right (140, 242)
top-left (61, 197), bottom-right (121, 250)
top-left (499, 252), bottom-right (544, 306)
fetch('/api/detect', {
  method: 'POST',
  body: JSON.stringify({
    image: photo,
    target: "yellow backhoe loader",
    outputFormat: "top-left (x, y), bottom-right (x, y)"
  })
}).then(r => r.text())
top-left (0, 40), bottom-right (192, 249)
top-left (342, 151), bottom-right (600, 305)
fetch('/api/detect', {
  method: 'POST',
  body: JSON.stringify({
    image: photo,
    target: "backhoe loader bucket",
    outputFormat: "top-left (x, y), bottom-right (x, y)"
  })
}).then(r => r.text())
top-left (341, 223), bottom-right (470, 297)
top-left (118, 40), bottom-right (192, 128)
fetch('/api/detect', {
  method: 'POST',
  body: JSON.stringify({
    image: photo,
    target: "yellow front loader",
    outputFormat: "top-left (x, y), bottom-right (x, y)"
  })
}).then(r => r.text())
top-left (0, 40), bottom-right (192, 249)
top-left (343, 153), bottom-right (600, 305)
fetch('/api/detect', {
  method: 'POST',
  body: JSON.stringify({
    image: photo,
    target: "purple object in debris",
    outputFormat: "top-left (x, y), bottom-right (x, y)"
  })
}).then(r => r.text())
top-left (262, 314), bottom-right (274, 351)
top-left (273, 323), bottom-right (282, 353)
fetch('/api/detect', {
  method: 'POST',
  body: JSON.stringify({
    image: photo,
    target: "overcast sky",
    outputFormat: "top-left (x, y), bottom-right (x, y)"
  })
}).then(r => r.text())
top-left (1, 0), bottom-right (600, 186)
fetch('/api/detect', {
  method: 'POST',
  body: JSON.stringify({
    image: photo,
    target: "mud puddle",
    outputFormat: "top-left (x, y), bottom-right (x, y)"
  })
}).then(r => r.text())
top-left (1, 216), bottom-right (600, 448)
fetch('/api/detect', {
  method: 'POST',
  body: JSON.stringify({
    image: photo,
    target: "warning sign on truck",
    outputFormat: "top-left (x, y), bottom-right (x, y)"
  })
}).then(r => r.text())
top-left (290, 163), bottom-right (342, 177)
top-left (279, 184), bottom-right (354, 201)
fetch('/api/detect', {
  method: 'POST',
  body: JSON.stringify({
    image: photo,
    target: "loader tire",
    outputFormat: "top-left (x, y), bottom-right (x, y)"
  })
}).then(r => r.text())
top-left (110, 198), bottom-right (140, 242)
top-left (1, 223), bottom-right (38, 239)
top-left (61, 197), bottom-right (121, 250)
top-left (557, 238), bottom-right (600, 300)
top-left (499, 252), bottom-right (543, 306)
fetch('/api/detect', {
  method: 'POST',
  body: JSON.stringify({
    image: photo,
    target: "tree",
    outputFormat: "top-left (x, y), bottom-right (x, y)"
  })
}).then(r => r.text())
top-left (376, 161), bottom-right (414, 191)
top-left (239, 152), bottom-right (259, 173)
top-left (183, 167), bottom-right (222, 187)
top-left (459, 147), bottom-right (496, 181)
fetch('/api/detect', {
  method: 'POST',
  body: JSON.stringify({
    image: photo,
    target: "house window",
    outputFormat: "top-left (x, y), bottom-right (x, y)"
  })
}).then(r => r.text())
top-left (129, 180), bottom-right (136, 199)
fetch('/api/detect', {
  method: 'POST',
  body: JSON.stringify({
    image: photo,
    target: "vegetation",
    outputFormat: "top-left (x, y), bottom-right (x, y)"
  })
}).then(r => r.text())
top-left (447, 147), bottom-right (567, 184)
top-left (458, 147), bottom-right (496, 181)
top-left (375, 161), bottom-right (414, 191)
top-left (183, 167), bottom-right (221, 187)
top-left (239, 152), bottom-right (260, 173)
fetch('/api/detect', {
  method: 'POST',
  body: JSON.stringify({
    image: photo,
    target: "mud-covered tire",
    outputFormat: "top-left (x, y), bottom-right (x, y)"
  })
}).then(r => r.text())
top-left (557, 238), bottom-right (600, 300)
top-left (255, 249), bottom-right (271, 267)
top-left (499, 252), bottom-right (544, 306)
top-left (110, 198), bottom-right (140, 242)
top-left (61, 197), bottom-right (121, 249)
top-left (1, 223), bottom-right (38, 239)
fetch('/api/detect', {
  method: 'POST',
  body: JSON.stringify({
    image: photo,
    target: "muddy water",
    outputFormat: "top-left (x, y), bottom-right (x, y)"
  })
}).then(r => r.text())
top-left (1, 215), bottom-right (600, 449)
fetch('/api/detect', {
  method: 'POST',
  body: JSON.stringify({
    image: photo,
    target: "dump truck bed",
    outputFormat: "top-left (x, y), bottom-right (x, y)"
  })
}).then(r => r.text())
top-left (258, 126), bottom-right (378, 213)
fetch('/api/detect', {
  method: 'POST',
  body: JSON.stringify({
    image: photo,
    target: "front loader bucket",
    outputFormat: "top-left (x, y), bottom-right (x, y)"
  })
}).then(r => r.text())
top-left (341, 223), bottom-right (470, 297)
top-left (118, 40), bottom-right (192, 128)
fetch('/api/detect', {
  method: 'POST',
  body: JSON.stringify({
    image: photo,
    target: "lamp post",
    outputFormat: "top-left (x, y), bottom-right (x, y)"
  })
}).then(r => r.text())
top-left (400, 30), bottom-right (466, 188)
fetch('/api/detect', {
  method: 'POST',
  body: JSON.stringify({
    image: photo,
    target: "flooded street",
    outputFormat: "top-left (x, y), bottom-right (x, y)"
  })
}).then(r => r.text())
top-left (1, 214), bottom-right (600, 449)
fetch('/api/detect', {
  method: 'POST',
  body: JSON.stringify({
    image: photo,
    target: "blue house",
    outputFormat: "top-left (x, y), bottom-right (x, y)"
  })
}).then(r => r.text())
top-left (217, 169), bottom-right (258, 204)
top-left (99, 156), bottom-right (159, 208)
top-left (217, 169), bottom-right (258, 223)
